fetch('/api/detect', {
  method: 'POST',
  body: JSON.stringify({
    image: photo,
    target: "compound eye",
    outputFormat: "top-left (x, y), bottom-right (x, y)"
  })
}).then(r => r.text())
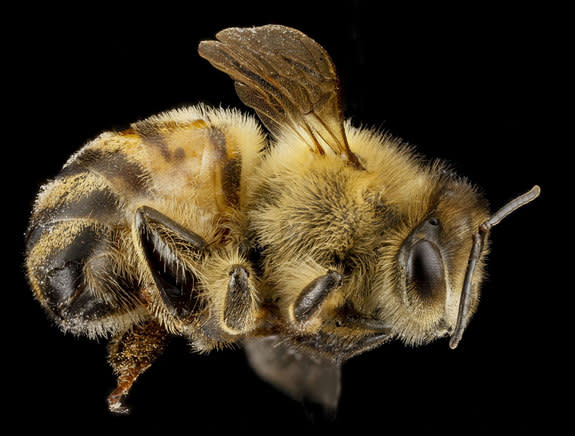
top-left (407, 240), bottom-right (445, 299)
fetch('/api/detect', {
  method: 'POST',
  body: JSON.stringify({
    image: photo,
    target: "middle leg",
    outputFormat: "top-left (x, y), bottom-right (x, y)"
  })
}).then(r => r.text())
top-left (201, 249), bottom-right (261, 337)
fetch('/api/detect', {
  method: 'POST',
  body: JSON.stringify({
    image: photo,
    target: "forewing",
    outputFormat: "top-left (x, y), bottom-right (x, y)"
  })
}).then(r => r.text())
top-left (198, 25), bottom-right (362, 168)
top-left (244, 335), bottom-right (341, 415)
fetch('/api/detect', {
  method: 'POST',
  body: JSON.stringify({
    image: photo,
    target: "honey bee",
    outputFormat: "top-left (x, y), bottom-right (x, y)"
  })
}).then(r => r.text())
top-left (25, 24), bottom-right (540, 415)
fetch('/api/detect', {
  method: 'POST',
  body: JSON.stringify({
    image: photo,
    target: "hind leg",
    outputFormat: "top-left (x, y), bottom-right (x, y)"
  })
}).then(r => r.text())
top-left (107, 320), bottom-right (169, 414)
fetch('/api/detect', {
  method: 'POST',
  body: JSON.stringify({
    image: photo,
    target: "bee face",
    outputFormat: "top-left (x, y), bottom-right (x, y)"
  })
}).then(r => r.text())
top-left (387, 180), bottom-right (491, 345)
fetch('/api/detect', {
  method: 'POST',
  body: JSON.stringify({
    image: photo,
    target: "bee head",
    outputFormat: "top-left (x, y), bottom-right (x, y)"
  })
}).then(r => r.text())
top-left (393, 183), bottom-right (540, 347)
top-left (392, 179), bottom-right (486, 345)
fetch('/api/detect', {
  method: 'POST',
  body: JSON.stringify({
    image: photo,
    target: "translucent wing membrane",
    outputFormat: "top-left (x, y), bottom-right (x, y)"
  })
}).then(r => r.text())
top-left (198, 25), bottom-right (363, 169)
top-left (244, 336), bottom-right (341, 416)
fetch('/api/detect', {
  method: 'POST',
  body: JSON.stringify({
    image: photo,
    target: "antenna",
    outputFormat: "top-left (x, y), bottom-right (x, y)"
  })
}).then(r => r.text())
top-left (449, 185), bottom-right (541, 349)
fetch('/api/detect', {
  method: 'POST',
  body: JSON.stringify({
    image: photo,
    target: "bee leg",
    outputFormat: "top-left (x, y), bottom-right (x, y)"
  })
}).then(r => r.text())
top-left (136, 206), bottom-right (208, 251)
top-left (222, 264), bottom-right (259, 334)
top-left (292, 270), bottom-right (343, 324)
top-left (189, 257), bottom-right (260, 351)
top-left (106, 320), bottom-right (169, 414)
top-left (134, 206), bottom-right (207, 323)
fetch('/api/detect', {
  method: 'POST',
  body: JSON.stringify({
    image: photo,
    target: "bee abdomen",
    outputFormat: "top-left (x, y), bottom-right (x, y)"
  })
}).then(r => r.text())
top-left (25, 151), bottom-right (150, 337)
top-left (27, 138), bottom-right (153, 244)
top-left (61, 144), bottom-right (152, 197)
top-left (26, 218), bottom-right (144, 337)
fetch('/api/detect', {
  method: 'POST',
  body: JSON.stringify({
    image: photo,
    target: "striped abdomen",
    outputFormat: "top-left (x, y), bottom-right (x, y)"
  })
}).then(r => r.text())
top-left (25, 105), bottom-right (265, 338)
top-left (25, 131), bottom-right (153, 337)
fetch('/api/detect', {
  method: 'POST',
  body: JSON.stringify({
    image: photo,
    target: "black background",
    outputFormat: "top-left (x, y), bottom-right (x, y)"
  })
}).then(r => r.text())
top-left (9, 1), bottom-right (563, 434)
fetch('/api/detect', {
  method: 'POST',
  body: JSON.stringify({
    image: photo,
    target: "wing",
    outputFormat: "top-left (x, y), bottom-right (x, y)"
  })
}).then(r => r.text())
top-left (198, 25), bottom-right (363, 169)
top-left (244, 335), bottom-right (341, 416)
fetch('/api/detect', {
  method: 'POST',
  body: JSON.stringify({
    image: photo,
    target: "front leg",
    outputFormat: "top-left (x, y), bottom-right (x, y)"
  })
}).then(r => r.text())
top-left (107, 320), bottom-right (169, 414)
top-left (292, 270), bottom-right (343, 324)
top-left (271, 259), bottom-right (344, 328)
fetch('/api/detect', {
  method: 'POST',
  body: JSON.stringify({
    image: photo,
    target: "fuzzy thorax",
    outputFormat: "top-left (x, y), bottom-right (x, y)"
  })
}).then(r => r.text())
top-left (248, 123), bottom-right (490, 347)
